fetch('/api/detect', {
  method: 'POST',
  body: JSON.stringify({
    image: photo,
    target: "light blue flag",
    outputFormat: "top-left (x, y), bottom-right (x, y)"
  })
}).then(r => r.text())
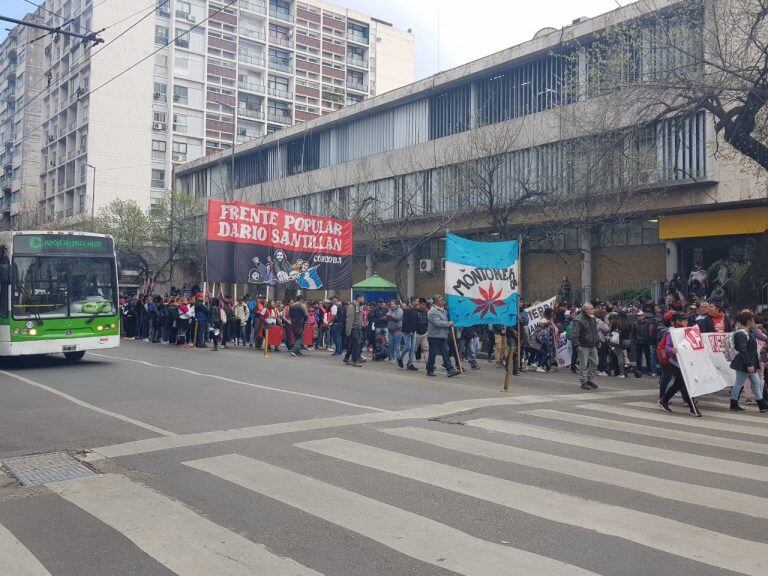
top-left (444, 233), bottom-right (520, 327)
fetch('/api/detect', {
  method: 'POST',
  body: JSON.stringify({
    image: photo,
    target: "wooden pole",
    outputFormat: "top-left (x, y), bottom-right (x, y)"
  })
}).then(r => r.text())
top-left (503, 344), bottom-right (514, 392)
top-left (193, 320), bottom-right (199, 349)
top-left (517, 234), bottom-right (523, 372)
top-left (450, 326), bottom-right (464, 373)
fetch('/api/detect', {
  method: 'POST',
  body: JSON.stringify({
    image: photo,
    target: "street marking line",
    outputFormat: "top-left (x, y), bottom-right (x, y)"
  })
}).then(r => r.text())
top-left (465, 418), bottom-right (768, 482)
top-left (86, 395), bottom-right (553, 460)
top-left (49, 474), bottom-right (323, 576)
top-left (90, 353), bottom-right (390, 413)
top-left (625, 401), bottom-right (768, 424)
top-left (381, 426), bottom-right (768, 519)
top-left (0, 522), bottom-right (53, 576)
top-left (0, 370), bottom-right (176, 437)
top-left (296, 438), bottom-right (768, 576)
top-left (184, 454), bottom-right (600, 576)
top-left (524, 409), bottom-right (768, 455)
top-left (576, 403), bottom-right (768, 438)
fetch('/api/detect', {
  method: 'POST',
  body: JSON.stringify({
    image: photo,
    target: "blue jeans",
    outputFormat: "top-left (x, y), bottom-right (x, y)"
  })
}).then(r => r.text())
top-left (400, 332), bottom-right (415, 364)
top-left (291, 325), bottom-right (304, 353)
top-left (195, 319), bottom-right (208, 347)
top-left (330, 323), bottom-right (343, 354)
top-left (732, 370), bottom-right (764, 401)
top-left (388, 330), bottom-right (405, 360)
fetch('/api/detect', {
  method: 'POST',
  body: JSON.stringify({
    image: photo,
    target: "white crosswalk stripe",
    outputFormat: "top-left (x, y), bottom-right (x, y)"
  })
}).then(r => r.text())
top-left (576, 403), bottom-right (768, 437)
top-left (184, 453), bottom-right (601, 576)
top-left (380, 425), bottom-right (768, 518)
top-left (49, 474), bottom-right (323, 576)
top-left (465, 418), bottom-right (768, 482)
top-left (625, 401), bottom-right (768, 424)
top-left (524, 409), bottom-right (768, 454)
top-left (295, 437), bottom-right (768, 576)
top-left (0, 522), bottom-right (52, 576)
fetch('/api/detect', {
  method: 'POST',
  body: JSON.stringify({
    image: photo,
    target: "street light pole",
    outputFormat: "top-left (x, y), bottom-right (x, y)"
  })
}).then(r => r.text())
top-left (86, 163), bottom-right (96, 219)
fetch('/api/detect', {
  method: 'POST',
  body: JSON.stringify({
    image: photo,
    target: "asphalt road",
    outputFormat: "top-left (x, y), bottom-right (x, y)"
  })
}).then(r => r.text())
top-left (0, 340), bottom-right (766, 576)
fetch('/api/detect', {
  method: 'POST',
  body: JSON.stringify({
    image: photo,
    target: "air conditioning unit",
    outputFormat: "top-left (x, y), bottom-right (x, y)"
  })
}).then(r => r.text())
top-left (419, 259), bottom-right (434, 273)
top-left (153, 92), bottom-right (162, 99)
top-left (50, 160), bottom-right (55, 166)
top-left (440, 258), bottom-right (446, 271)
top-left (172, 153), bottom-right (184, 161)
top-left (186, 15), bottom-right (196, 22)
top-left (48, 135), bottom-right (55, 142)
top-left (153, 121), bottom-right (166, 130)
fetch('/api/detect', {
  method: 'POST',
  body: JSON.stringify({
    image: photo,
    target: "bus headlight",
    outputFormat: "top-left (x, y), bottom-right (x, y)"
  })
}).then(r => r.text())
top-left (96, 325), bottom-right (104, 331)
top-left (28, 328), bottom-right (37, 336)
top-left (13, 328), bottom-right (20, 335)
top-left (110, 323), bottom-right (117, 329)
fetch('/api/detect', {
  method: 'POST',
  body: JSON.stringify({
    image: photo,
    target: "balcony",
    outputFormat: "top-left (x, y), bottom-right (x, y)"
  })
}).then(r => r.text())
top-left (268, 59), bottom-right (292, 74)
top-left (238, 80), bottom-right (265, 94)
top-left (0, 176), bottom-right (10, 191)
top-left (240, 0), bottom-right (267, 15)
top-left (239, 53), bottom-right (266, 68)
top-left (346, 30), bottom-right (368, 45)
top-left (346, 78), bottom-right (368, 92)
top-left (269, 34), bottom-right (293, 48)
top-left (268, 86), bottom-right (293, 100)
top-left (237, 106), bottom-right (264, 120)
top-left (269, 8), bottom-right (293, 22)
top-left (239, 27), bottom-right (266, 41)
top-left (267, 112), bottom-right (291, 124)
top-left (2, 152), bottom-right (13, 168)
top-left (346, 56), bottom-right (368, 69)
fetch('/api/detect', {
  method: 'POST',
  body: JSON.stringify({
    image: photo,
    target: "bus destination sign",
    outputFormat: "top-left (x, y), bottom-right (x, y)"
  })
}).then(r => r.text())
top-left (14, 234), bottom-right (114, 256)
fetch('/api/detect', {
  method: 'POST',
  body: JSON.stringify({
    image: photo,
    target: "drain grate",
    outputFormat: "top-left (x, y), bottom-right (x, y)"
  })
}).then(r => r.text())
top-left (1, 452), bottom-right (97, 487)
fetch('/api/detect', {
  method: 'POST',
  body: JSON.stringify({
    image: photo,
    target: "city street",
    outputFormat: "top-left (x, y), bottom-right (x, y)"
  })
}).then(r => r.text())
top-left (0, 341), bottom-right (767, 575)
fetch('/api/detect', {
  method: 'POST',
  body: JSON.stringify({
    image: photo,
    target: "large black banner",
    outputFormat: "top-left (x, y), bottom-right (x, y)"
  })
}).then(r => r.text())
top-left (205, 199), bottom-right (353, 290)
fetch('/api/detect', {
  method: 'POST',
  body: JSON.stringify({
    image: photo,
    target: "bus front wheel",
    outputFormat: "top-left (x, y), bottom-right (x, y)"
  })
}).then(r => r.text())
top-left (64, 351), bottom-right (86, 362)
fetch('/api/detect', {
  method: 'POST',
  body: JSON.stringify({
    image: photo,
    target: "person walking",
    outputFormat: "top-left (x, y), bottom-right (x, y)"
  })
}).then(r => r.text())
top-left (572, 303), bottom-right (599, 390)
top-left (658, 312), bottom-right (701, 416)
top-left (399, 297), bottom-right (419, 370)
top-left (425, 296), bottom-right (460, 378)
top-left (194, 297), bottom-right (210, 348)
top-left (729, 309), bottom-right (768, 412)
top-left (414, 299), bottom-right (430, 362)
top-left (343, 294), bottom-right (365, 367)
top-left (234, 298), bottom-right (249, 346)
top-left (208, 298), bottom-right (223, 351)
top-left (631, 311), bottom-right (656, 378)
top-left (386, 299), bottom-right (404, 363)
top-left (289, 296), bottom-right (309, 357)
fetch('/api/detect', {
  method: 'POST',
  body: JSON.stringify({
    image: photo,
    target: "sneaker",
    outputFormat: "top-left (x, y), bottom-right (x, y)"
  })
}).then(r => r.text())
top-left (580, 382), bottom-right (592, 390)
top-left (536, 367), bottom-right (547, 373)
top-left (360, 354), bottom-right (368, 361)
top-left (447, 369), bottom-right (460, 377)
top-left (689, 408), bottom-right (702, 417)
top-left (597, 371), bottom-right (608, 377)
top-left (617, 374), bottom-right (626, 379)
top-left (407, 364), bottom-right (418, 371)
top-left (397, 357), bottom-right (404, 368)
top-left (289, 351), bottom-right (297, 357)
top-left (746, 398), bottom-right (755, 405)
top-left (427, 371), bottom-right (436, 377)
top-left (657, 399), bottom-right (672, 412)
top-left (472, 364), bottom-right (480, 370)
top-left (352, 362), bottom-right (362, 367)
top-left (587, 381), bottom-right (598, 389)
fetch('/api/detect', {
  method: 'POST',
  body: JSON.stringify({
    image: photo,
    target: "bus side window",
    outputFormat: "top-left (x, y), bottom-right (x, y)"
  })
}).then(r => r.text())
top-left (0, 247), bottom-right (7, 318)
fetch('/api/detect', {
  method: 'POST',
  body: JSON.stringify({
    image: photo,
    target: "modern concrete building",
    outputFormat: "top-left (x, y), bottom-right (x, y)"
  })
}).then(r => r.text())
top-left (8, 0), bottom-right (413, 222)
top-left (0, 7), bottom-right (45, 229)
top-left (175, 0), bottom-right (768, 303)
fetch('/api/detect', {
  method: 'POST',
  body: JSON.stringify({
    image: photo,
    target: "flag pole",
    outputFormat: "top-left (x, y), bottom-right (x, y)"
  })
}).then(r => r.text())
top-left (517, 234), bottom-right (523, 372)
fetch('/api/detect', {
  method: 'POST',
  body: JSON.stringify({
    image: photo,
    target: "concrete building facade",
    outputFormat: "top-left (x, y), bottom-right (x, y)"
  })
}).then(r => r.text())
top-left (0, 7), bottom-right (45, 229)
top-left (175, 0), bottom-right (768, 303)
top-left (5, 0), bottom-right (413, 223)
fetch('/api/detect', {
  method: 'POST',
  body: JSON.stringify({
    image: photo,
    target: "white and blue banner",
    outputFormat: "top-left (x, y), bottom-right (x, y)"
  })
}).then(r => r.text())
top-left (444, 233), bottom-right (520, 328)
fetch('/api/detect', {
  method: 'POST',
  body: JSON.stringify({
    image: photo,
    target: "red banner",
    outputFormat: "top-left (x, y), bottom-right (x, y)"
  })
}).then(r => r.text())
top-left (205, 199), bottom-right (354, 289)
top-left (206, 199), bottom-right (352, 256)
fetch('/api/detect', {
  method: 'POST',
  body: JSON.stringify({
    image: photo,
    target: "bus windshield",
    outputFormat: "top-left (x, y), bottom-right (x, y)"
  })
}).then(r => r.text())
top-left (12, 256), bottom-right (116, 320)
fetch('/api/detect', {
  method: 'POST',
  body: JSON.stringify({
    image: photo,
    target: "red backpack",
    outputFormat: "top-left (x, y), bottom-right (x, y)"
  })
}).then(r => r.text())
top-left (656, 331), bottom-right (671, 366)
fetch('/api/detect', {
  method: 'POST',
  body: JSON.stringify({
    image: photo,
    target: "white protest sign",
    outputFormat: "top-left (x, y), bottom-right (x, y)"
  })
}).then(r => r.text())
top-left (555, 333), bottom-right (572, 367)
top-left (524, 296), bottom-right (557, 334)
top-left (670, 326), bottom-right (730, 397)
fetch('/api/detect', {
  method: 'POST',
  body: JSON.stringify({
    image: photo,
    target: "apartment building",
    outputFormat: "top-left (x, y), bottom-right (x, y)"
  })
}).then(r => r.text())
top-left (17, 0), bottom-right (413, 222)
top-left (175, 0), bottom-right (768, 303)
top-left (0, 8), bottom-right (45, 229)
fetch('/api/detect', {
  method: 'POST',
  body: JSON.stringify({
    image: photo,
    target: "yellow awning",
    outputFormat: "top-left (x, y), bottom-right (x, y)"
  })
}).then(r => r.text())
top-left (659, 208), bottom-right (768, 240)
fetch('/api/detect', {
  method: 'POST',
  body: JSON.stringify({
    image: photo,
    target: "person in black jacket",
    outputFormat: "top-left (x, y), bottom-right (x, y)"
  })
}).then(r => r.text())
top-left (697, 301), bottom-right (733, 333)
top-left (572, 303), bottom-right (599, 391)
top-left (630, 311), bottom-right (657, 378)
top-left (729, 309), bottom-right (768, 412)
top-left (399, 298), bottom-right (420, 370)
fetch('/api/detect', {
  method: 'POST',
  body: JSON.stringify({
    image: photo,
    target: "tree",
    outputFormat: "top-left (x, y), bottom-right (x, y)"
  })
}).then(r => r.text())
top-left (93, 192), bottom-right (205, 288)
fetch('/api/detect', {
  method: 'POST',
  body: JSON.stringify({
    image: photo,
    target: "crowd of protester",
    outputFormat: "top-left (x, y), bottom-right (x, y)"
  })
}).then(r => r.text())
top-left (119, 284), bottom-right (768, 416)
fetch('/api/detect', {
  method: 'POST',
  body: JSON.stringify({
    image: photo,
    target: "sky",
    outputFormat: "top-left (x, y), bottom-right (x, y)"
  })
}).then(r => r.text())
top-left (1, 0), bottom-right (626, 78)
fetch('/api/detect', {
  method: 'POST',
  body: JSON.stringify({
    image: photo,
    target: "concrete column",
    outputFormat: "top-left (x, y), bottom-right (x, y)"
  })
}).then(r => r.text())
top-left (580, 227), bottom-right (592, 304)
top-left (406, 252), bottom-right (416, 299)
top-left (365, 253), bottom-right (374, 278)
top-left (665, 240), bottom-right (679, 280)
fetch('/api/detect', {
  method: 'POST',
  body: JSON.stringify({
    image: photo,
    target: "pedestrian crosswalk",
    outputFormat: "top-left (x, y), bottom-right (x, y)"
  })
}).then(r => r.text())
top-left (1, 396), bottom-right (767, 576)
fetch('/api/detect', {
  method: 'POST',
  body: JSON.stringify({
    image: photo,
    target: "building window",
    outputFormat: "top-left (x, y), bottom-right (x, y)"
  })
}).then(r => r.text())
top-left (156, 0), bottom-right (170, 17)
top-left (172, 141), bottom-right (188, 161)
top-left (175, 30), bottom-right (190, 49)
top-left (155, 25), bottom-right (169, 45)
top-left (172, 114), bottom-right (187, 133)
top-left (176, 56), bottom-right (189, 71)
top-left (155, 53), bottom-right (168, 75)
top-left (153, 82), bottom-right (167, 102)
top-left (153, 111), bottom-right (167, 124)
top-left (151, 169), bottom-right (165, 189)
top-left (176, 1), bottom-right (191, 17)
top-left (152, 139), bottom-right (166, 160)
top-left (173, 85), bottom-right (189, 104)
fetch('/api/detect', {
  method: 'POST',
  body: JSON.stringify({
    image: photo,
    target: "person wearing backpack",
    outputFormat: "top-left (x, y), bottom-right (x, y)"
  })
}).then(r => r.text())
top-left (729, 309), bottom-right (768, 413)
top-left (656, 311), bottom-right (675, 400)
